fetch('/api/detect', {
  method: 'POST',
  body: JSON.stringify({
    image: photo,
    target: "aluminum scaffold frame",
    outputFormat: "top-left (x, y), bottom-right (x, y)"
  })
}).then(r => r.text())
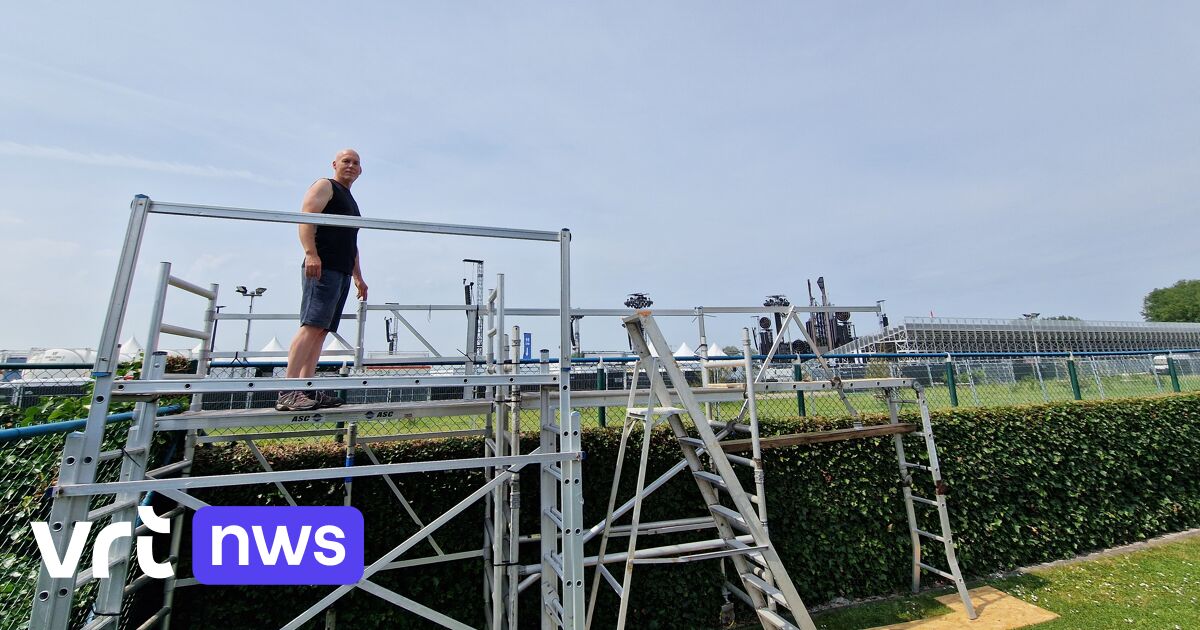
top-left (28, 196), bottom-right (585, 630)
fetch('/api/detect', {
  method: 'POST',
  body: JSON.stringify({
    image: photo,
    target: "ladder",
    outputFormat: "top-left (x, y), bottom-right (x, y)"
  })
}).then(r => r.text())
top-left (885, 385), bottom-right (976, 617)
top-left (30, 260), bottom-right (219, 630)
top-left (750, 305), bottom-right (975, 618)
top-left (587, 312), bottom-right (817, 630)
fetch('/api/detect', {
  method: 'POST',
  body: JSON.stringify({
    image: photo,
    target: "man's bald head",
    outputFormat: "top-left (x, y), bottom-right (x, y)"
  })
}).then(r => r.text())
top-left (331, 149), bottom-right (362, 188)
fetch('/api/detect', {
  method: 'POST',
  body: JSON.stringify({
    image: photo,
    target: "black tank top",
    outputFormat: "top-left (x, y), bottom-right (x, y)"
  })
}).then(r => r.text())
top-left (314, 179), bottom-right (360, 274)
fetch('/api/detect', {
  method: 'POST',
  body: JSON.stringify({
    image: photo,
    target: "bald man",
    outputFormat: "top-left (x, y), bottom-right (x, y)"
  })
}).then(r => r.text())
top-left (277, 149), bottom-right (369, 411)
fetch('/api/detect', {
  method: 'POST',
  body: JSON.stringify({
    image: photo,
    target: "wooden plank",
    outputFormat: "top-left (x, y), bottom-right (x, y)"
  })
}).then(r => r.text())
top-left (720, 423), bottom-right (919, 453)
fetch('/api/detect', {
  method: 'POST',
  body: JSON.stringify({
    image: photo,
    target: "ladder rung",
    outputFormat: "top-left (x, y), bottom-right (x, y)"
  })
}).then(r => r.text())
top-left (544, 507), bottom-right (564, 531)
top-left (597, 563), bottom-right (623, 597)
top-left (708, 420), bottom-right (751, 433)
top-left (88, 498), bottom-right (138, 522)
top-left (741, 573), bottom-right (788, 608)
top-left (98, 445), bottom-right (147, 463)
top-left (547, 551), bottom-right (565, 579)
top-left (80, 614), bottom-right (117, 630)
top-left (692, 470), bottom-right (728, 490)
top-left (124, 558), bottom-right (172, 596)
top-left (134, 506), bottom-right (186, 537)
top-left (910, 495), bottom-right (939, 506)
top-left (678, 436), bottom-right (706, 449)
top-left (74, 547), bottom-right (136, 587)
top-left (146, 460), bottom-right (190, 478)
top-left (916, 528), bottom-right (946, 542)
top-left (903, 462), bottom-right (932, 472)
top-left (725, 538), bottom-right (767, 566)
top-left (725, 453), bottom-right (755, 467)
top-left (756, 607), bottom-right (798, 629)
top-left (896, 398), bottom-right (920, 404)
top-left (709, 505), bottom-right (751, 533)
top-left (543, 464), bottom-right (562, 482)
top-left (919, 562), bottom-right (956, 581)
top-left (545, 595), bottom-right (565, 628)
top-left (541, 422), bottom-right (560, 433)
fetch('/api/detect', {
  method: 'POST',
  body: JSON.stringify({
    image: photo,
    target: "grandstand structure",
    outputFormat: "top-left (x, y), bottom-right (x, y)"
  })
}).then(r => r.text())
top-left (834, 317), bottom-right (1200, 355)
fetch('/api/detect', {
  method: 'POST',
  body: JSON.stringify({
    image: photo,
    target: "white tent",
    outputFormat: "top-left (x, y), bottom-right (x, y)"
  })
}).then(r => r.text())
top-left (674, 342), bottom-right (695, 357)
top-left (319, 336), bottom-right (354, 362)
top-left (261, 337), bottom-right (286, 353)
top-left (118, 336), bottom-right (143, 362)
top-left (704, 343), bottom-right (726, 357)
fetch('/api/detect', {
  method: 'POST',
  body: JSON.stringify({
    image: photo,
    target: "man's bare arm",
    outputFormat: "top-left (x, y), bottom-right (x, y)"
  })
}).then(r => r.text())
top-left (352, 254), bottom-right (367, 301)
top-left (300, 180), bottom-right (334, 279)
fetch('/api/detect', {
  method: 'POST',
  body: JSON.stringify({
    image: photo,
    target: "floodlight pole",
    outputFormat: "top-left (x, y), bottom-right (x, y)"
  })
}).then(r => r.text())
top-left (236, 286), bottom-right (267, 351)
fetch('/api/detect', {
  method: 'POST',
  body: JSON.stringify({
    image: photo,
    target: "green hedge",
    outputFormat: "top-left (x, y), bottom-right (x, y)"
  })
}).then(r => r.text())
top-left (168, 393), bottom-right (1200, 628)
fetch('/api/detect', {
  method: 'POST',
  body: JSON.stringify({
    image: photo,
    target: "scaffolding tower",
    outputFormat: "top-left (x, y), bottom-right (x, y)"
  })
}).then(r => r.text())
top-left (28, 196), bottom-right (583, 629)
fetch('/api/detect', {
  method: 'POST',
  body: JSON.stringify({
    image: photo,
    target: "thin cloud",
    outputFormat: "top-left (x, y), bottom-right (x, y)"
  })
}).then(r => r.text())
top-left (0, 141), bottom-right (293, 187)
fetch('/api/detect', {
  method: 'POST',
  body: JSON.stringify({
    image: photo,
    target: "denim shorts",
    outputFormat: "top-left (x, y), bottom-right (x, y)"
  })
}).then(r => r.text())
top-left (300, 267), bottom-right (352, 332)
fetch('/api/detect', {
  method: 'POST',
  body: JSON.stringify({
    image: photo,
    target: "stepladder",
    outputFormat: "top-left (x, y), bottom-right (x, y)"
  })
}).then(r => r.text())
top-left (586, 312), bottom-right (818, 630)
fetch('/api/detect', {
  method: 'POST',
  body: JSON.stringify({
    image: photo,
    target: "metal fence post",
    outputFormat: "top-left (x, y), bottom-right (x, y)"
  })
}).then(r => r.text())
top-left (1168, 354), bottom-right (1182, 392)
top-left (335, 362), bottom-right (349, 443)
top-left (596, 359), bottom-right (607, 427)
top-left (1067, 353), bottom-right (1083, 400)
top-left (944, 354), bottom-right (959, 407)
top-left (793, 362), bottom-right (806, 416)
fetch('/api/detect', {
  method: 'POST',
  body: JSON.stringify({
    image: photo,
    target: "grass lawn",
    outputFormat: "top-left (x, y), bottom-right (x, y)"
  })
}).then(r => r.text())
top-left (807, 534), bottom-right (1200, 629)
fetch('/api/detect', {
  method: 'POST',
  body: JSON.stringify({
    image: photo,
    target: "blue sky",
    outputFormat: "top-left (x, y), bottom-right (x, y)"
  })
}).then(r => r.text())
top-left (1, 3), bottom-right (1197, 356)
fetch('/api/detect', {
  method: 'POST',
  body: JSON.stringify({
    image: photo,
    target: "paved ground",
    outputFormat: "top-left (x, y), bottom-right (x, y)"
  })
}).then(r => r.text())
top-left (872, 586), bottom-right (1057, 629)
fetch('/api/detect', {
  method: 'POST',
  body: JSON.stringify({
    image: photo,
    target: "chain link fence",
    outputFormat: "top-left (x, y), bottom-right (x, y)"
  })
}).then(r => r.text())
top-left (1, 363), bottom-right (185, 629)
top-left (563, 350), bottom-right (1200, 425)
top-left (2, 350), bottom-right (1198, 629)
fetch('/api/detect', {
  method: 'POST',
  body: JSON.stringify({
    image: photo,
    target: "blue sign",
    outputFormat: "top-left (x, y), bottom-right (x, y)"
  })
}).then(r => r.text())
top-left (193, 506), bottom-right (364, 585)
top-left (522, 333), bottom-right (532, 361)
